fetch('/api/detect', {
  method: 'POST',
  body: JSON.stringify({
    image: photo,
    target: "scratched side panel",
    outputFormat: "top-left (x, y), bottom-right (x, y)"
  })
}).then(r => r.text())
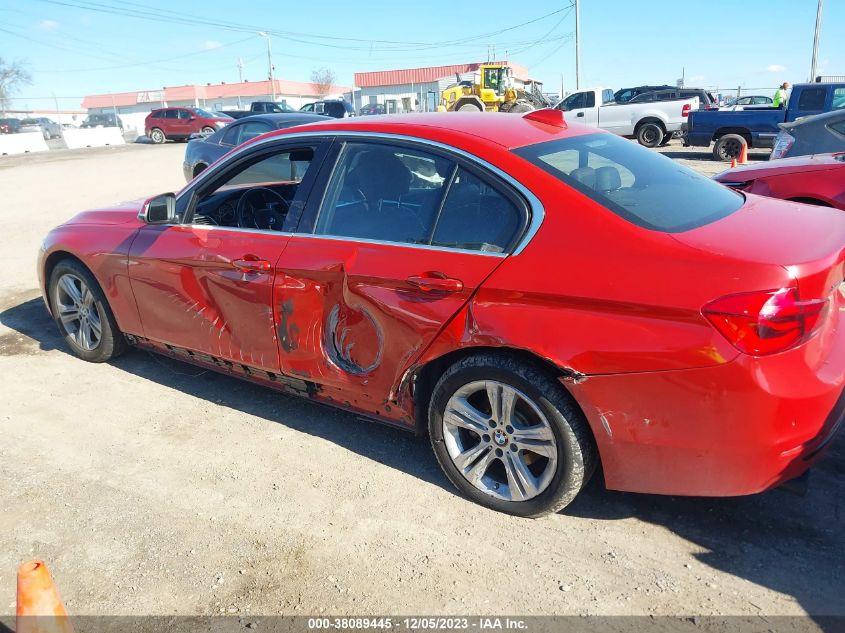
top-left (41, 222), bottom-right (145, 335)
top-left (273, 237), bottom-right (505, 422)
top-left (128, 225), bottom-right (288, 372)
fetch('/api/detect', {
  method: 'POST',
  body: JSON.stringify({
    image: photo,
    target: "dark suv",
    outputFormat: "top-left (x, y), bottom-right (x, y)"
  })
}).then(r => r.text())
top-left (81, 113), bottom-right (124, 130)
top-left (300, 99), bottom-right (355, 118)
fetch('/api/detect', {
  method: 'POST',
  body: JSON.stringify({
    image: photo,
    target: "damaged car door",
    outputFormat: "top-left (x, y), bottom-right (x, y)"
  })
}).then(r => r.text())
top-left (273, 138), bottom-right (530, 418)
top-left (128, 139), bottom-right (329, 372)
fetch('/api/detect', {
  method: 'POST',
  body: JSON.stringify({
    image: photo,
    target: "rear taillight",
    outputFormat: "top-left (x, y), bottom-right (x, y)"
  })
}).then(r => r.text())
top-left (682, 103), bottom-right (691, 117)
top-left (703, 287), bottom-right (830, 355)
top-left (771, 132), bottom-right (795, 160)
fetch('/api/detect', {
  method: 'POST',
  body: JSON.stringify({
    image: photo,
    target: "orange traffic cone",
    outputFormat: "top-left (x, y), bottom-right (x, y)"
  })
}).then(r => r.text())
top-left (738, 141), bottom-right (748, 165)
top-left (16, 561), bottom-right (74, 633)
top-left (730, 158), bottom-right (737, 168)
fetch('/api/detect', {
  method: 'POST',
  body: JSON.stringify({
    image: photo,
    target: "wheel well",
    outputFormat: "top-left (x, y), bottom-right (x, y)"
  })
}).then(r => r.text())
top-left (787, 197), bottom-right (832, 207)
top-left (42, 251), bottom-right (86, 311)
top-left (634, 117), bottom-right (666, 133)
top-left (452, 96), bottom-right (485, 111)
top-left (193, 163), bottom-right (207, 177)
top-left (412, 346), bottom-right (585, 433)
top-left (713, 128), bottom-right (752, 145)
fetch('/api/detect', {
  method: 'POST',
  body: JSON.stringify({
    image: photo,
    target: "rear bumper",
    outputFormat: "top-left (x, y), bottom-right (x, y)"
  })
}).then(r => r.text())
top-left (569, 304), bottom-right (845, 497)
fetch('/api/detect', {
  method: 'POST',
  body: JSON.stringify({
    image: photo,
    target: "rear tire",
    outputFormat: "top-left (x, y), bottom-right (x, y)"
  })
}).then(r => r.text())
top-left (712, 133), bottom-right (746, 162)
top-left (48, 259), bottom-right (126, 363)
top-left (636, 122), bottom-right (664, 148)
top-left (150, 128), bottom-right (165, 144)
top-left (458, 103), bottom-right (482, 112)
top-left (428, 353), bottom-right (597, 517)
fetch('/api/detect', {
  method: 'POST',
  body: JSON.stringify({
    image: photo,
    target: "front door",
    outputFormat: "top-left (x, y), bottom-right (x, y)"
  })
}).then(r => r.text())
top-left (274, 139), bottom-right (529, 416)
top-left (128, 139), bottom-right (328, 372)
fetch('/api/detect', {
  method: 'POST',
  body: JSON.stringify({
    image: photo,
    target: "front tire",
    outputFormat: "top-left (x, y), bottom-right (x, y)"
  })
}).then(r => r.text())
top-left (150, 128), bottom-right (165, 144)
top-left (201, 126), bottom-right (215, 135)
top-left (48, 259), bottom-right (126, 362)
top-left (428, 354), bottom-right (597, 517)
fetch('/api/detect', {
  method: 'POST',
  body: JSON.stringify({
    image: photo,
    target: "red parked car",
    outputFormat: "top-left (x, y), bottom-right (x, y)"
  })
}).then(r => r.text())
top-left (144, 107), bottom-right (232, 144)
top-left (38, 111), bottom-right (845, 517)
top-left (715, 152), bottom-right (845, 210)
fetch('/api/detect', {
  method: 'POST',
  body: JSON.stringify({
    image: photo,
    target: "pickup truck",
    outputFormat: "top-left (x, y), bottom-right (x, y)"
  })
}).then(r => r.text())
top-left (685, 81), bottom-right (845, 161)
top-left (554, 88), bottom-right (698, 147)
top-left (219, 101), bottom-right (299, 119)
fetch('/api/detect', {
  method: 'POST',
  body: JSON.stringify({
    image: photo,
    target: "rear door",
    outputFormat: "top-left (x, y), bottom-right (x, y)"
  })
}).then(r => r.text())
top-left (273, 137), bottom-right (530, 414)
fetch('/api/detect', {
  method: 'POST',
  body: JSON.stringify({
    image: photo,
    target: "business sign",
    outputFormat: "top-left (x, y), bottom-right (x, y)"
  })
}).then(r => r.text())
top-left (137, 90), bottom-right (164, 103)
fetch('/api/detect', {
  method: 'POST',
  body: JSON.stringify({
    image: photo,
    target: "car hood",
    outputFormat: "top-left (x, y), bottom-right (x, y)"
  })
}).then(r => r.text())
top-left (715, 153), bottom-right (845, 182)
top-left (64, 199), bottom-right (145, 226)
top-left (672, 193), bottom-right (845, 297)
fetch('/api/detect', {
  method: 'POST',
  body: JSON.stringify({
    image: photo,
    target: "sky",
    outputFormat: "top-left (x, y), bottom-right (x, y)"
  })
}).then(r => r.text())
top-left (1, 0), bottom-right (842, 111)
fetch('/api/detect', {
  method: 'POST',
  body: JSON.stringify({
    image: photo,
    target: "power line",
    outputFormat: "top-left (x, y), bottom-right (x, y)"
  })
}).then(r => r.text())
top-left (31, 0), bottom-right (574, 52)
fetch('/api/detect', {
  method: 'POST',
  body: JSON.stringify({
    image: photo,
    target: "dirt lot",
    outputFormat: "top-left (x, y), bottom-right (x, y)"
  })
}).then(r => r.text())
top-left (0, 140), bottom-right (842, 620)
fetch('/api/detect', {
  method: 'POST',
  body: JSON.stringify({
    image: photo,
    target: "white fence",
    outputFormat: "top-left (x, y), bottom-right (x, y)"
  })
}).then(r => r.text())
top-left (0, 132), bottom-right (49, 156)
top-left (62, 127), bottom-right (126, 149)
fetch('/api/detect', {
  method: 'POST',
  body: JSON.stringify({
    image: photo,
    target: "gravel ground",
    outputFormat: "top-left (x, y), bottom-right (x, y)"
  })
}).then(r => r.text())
top-left (0, 139), bottom-right (842, 620)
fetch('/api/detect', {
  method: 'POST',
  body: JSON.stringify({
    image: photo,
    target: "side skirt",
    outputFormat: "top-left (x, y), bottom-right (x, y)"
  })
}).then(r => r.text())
top-left (124, 334), bottom-right (417, 434)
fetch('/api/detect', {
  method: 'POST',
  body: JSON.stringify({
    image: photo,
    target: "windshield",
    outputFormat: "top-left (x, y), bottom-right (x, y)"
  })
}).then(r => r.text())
top-left (194, 108), bottom-right (227, 119)
top-left (513, 133), bottom-right (745, 232)
top-left (21, 119), bottom-right (39, 124)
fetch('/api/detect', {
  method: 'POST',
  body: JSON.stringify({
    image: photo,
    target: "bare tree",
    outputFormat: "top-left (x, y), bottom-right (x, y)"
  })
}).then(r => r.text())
top-left (310, 67), bottom-right (336, 97)
top-left (0, 58), bottom-right (32, 112)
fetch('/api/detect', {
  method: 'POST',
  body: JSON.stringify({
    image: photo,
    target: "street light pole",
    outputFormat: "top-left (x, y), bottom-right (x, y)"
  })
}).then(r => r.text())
top-left (259, 32), bottom-right (276, 101)
top-left (574, 0), bottom-right (581, 90)
top-left (810, 0), bottom-right (824, 82)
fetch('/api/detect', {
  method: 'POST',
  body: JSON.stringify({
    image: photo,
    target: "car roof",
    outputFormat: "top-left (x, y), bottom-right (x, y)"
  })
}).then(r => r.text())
top-left (267, 111), bottom-right (596, 150)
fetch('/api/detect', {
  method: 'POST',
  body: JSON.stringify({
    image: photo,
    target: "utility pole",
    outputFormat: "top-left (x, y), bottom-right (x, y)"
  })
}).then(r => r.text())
top-left (259, 32), bottom-right (275, 101)
top-left (810, 0), bottom-right (824, 82)
top-left (237, 58), bottom-right (244, 108)
top-left (574, 0), bottom-right (581, 89)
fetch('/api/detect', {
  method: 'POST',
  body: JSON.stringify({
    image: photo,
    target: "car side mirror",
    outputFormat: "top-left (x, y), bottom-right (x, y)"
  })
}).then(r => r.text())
top-left (139, 193), bottom-right (177, 224)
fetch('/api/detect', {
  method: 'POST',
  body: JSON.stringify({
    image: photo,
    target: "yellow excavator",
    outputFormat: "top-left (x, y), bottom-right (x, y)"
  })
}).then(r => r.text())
top-left (439, 63), bottom-right (550, 113)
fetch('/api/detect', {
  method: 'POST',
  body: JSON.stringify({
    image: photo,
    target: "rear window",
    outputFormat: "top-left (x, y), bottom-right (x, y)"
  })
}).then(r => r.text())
top-left (513, 133), bottom-right (744, 232)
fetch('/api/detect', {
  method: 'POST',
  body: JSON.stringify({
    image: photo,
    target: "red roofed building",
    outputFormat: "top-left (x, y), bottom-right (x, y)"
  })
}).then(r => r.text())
top-left (82, 78), bottom-right (351, 132)
top-left (352, 60), bottom-right (532, 113)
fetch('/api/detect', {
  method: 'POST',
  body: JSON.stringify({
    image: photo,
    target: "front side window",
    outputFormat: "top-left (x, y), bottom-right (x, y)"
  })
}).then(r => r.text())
top-left (178, 109), bottom-right (191, 119)
top-left (513, 133), bottom-right (744, 232)
top-left (237, 121), bottom-right (273, 144)
top-left (191, 146), bottom-right (316, 231)
top-left (314, 142), bottom-right (525, 252)
top-left (559, 92), bottom-right (586, 111)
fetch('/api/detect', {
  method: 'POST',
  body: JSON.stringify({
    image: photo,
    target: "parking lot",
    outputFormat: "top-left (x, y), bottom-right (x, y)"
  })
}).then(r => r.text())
top-left (0, 141), bottom-right (842, 619)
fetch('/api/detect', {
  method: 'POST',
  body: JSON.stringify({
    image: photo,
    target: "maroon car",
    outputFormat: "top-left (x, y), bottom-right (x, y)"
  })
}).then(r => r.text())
top-left (715, 153), bottom-right (845, 210)
top-left (144, 107), bottom-right (232, 144)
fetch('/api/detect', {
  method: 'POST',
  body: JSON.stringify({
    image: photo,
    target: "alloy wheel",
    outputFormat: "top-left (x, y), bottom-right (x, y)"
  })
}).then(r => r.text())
top-left (54, 273), bottom-right (102, 351)
top-left (442, 380), bottom-right (559, 502)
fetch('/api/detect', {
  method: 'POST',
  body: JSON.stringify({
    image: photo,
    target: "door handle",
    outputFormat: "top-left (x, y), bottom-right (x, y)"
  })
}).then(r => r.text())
top-left (406, 274), bottom-right (463, 293)
top-left (576, 112), bottom-right (584, 117)
top-left (233, 256), bottom-right (271, 272)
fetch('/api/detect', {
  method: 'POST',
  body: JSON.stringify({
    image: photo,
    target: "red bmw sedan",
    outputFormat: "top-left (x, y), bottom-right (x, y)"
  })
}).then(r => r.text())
top-left (38, 111), bottom-right (845, 517)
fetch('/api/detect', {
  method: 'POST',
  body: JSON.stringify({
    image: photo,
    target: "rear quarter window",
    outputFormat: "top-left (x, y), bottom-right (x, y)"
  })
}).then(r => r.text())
top-left (513, 133), bottom-right (744, 232)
